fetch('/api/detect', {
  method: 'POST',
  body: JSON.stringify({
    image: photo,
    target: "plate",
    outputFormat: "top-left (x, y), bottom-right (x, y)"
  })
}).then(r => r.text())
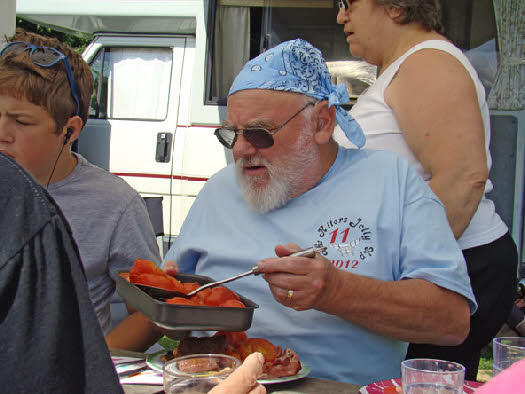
top-left (146, 351), bottom-right (311, 385)
top-left (359, 378), bottom-right (484, 393)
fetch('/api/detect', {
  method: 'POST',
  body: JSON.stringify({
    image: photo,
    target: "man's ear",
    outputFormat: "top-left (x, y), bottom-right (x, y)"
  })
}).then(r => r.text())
top-left (313, 100), bottom-right (336, 145)
top-left (62, 116), bottom-right (83, 146)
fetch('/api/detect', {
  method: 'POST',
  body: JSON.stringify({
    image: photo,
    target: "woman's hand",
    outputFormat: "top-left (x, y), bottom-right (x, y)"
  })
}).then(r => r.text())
top-left (208, 352), bottom-right (266, 394)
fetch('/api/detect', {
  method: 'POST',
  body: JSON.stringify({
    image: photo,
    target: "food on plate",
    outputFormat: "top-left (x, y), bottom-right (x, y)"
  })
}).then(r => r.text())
top-left (239, 338), bottom-right (278, 362)
top-left (160, 335), bottom-right (228, 363)
top-left (162, 331), bottom-right (301, 379)
top-left (177, 336), bottom-right (228, 358)
top-left (176, 358), bottom-right (221, 374)
top-left (128, 259), bottom-right (246, 308)
top-left (383, 387), bottom-right (401, 393)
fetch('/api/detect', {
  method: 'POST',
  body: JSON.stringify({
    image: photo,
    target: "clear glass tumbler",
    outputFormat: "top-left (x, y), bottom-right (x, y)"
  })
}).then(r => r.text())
top-left (163, 353), bottom-right (241, 394)
top-left (492, 337), bottom-right (525, 377)
top-left (401, 358), bottom-right (465, 394)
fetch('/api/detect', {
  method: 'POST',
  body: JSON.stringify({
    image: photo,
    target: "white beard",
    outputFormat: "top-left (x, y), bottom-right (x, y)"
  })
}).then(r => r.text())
top-left (235, 125), bottom-right (319, 213)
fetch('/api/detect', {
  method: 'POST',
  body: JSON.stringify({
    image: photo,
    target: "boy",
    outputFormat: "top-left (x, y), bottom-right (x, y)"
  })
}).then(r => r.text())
top-left (0, 30), bottom-right (161, 348)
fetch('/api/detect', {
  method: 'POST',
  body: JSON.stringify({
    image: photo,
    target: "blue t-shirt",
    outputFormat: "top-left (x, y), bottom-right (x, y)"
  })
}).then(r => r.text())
top-left (164, 146), bottom-right (476, 385)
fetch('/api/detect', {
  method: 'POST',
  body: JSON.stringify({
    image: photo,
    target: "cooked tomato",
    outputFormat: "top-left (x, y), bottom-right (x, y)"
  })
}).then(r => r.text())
top-left (204, 287), bottom-right (240, 306)
top-left (225, 346), bottom-right (242, 361)
top-left (181, 282), bottom-right (200, 294)
top-left (220, 299), bottom-right (245, 308)
top-left (132, 273), bottom-right (183, 291)
top-left (166, 297), bottom-right (200, 306)
top-left (129, 259), bottom-right (164, 277)
top-left (118, 272), bottom-right (130, 281)
top-left (239, 338), bottom-right (278, 362)
top-left (191, 288), bottom-right (214, 305)
top-left (383, 387), bottom-right (400, 393)
top-left (214, 331), bottom-right (248, 348)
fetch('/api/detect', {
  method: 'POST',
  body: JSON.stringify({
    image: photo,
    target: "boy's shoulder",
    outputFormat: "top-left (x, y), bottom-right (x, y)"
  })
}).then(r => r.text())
top-left (58, 154), bottom-right (142, 201)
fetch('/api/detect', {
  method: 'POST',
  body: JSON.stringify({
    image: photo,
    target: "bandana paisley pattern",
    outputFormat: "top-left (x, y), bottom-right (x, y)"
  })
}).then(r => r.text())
top-left (229, 39), bottom-right (365, 148)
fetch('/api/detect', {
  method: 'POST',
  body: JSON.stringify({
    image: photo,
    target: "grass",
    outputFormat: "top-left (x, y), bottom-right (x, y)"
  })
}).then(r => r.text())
top-left (479, 344), bottom-right (493, 370)
top-left (477, 344), bottom-right (493, 382)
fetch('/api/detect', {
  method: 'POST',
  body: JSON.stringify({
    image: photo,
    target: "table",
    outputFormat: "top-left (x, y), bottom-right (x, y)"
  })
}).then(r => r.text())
top-left (111, 349), bottom-right (362, 394)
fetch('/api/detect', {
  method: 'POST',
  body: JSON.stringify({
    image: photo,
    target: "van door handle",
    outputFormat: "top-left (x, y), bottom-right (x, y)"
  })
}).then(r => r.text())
top-left (156, 132), bottom-right (173, 163)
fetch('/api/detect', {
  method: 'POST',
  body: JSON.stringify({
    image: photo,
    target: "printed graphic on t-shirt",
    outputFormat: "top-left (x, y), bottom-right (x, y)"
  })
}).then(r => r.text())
top-left (315, 216), bottom-right (375, 271)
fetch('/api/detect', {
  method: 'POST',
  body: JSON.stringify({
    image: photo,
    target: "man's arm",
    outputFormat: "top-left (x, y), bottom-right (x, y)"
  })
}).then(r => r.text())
top-left (320, 268), bottom-right (470, 345)
top-left (258, 244), bottom-right (470, 345)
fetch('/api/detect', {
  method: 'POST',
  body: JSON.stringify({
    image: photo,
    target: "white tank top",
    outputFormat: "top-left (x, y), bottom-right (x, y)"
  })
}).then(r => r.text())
top-left (334, 40), bottom-right (507, 250)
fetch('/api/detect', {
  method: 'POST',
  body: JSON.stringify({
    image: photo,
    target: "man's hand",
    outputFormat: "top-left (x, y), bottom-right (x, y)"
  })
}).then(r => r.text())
top-left (256, 244), bottom-right (337, 311)
top-left (163, 260), bottom-right (179, 276)
top-left (209, 352), bottom-right (266, 394)
top-left (256, 244), bottom-right (469, 345)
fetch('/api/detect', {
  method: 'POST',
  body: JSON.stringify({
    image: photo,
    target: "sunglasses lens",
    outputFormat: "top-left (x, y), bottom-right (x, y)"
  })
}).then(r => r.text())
top-left (244, 129), bottom-right (274, 149)
top-left (31, 47), bottom-right (62, 66)
top-left (1, 42), bottom-right (28, 56)
top-left (215, 128), bottom-right (236, 149)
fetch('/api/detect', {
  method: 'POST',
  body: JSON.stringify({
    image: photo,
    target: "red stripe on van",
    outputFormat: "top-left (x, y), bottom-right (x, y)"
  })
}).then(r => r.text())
top-left (113, 172), bottom-right (208, 182)
top-left (184, 124), bottom-right (218, 128)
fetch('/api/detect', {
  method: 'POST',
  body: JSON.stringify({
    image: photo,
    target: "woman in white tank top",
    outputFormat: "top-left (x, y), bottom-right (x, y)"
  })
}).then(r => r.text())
top-left (335, 0), bottom-right (517, 381)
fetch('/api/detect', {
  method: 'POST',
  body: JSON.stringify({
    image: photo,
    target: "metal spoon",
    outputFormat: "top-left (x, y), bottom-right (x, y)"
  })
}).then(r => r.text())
top-left (186, 246), bottom-right (328, 296)
top-left (135, 246), bottom-right (327, 300)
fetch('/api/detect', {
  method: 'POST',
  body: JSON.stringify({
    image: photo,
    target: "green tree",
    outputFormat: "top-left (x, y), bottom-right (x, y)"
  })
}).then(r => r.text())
top-left (16, 17), bottom-right (92, 52)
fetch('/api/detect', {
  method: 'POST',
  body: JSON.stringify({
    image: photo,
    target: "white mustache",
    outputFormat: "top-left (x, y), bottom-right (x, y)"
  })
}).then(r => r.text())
top-left (236, 156), bottom-right (268, 167)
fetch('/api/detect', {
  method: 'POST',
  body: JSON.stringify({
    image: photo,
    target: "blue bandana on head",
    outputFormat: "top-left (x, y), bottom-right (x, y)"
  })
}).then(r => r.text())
top-left (228, 38), bottom-right (365, 148)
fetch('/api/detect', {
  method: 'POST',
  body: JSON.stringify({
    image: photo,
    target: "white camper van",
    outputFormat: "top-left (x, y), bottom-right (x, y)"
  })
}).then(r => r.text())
top-left (17, 0), bottom-right (524, 267)
top-left (15, 0), bottom-right (378, 245)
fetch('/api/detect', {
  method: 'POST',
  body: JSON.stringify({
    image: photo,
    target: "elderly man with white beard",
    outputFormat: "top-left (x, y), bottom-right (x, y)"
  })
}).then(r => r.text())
top-left (162, 39), bottom-right (477, 386)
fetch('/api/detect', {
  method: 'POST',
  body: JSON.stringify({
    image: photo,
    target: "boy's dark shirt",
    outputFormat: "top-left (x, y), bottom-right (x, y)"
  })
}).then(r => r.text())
top-left (0, 153), bottom-right (122, 393)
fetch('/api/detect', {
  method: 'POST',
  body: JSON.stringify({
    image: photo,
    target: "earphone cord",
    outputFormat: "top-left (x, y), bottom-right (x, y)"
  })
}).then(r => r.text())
top-left (46, 144), bottom-right (66, 188)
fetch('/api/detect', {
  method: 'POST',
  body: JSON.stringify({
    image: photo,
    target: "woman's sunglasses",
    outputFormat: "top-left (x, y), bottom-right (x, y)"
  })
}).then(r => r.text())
top-left (338, 0), bottom-right (354, 10)
top-left (0, 41), bottom-right (80, 116)
top-left (214, 102), bottom-right (315, 149)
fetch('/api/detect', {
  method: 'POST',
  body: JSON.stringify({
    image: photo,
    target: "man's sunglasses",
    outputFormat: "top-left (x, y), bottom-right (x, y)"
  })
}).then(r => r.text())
top-left (214, 102), bottom-right (315, 150)
top-left (0, 41), bottom-right (80, 116)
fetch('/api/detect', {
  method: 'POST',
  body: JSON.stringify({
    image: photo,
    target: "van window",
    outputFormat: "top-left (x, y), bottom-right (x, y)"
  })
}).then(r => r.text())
top-left (205, 0), bottom-right (375, 106)
top-left (89, 47), bottom-right (173, 120)
top-left (205, 0), bottom-right (499, 105)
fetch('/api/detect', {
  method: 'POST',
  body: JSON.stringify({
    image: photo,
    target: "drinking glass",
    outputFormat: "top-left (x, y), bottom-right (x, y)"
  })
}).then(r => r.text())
top-left (163, 353), bottom-right (240, 394)
top-left (401, 359), bottom-right (465, 394)
top-left (492, 337), bottom-right (525, 377)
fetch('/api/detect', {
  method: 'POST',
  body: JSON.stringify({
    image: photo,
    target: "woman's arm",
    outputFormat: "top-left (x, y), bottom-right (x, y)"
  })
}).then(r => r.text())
top-left (385, 49), bottom-right (488, 238)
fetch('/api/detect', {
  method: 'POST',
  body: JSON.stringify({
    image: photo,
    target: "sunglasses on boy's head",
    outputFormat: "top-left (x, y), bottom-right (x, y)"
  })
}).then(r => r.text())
top-left (214, 102), bottom-right (315, 150)
top-left (0, 41), bottom-right (80, 116)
